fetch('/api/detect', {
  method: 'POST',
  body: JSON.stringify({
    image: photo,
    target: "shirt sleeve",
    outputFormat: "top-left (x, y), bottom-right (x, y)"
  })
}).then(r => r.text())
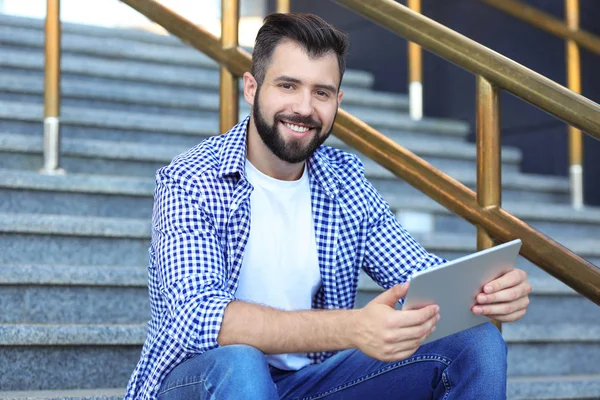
top-left (151, 167), bottom-right (234, 354)
top-left (361, 178), bottom-right (447, 290)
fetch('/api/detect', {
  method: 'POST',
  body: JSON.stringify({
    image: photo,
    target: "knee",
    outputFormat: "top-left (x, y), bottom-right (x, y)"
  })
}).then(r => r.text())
top-left (464, 322), bottom-right (507, 367)
top-left (160, 345), bottom-right (275, 398)
top-left (213, 344), bottom-right (269, 371)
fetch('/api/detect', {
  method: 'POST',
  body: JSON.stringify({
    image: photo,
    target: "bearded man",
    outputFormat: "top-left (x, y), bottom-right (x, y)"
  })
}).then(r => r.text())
top-left (126, 12), bottom-right (531, 400)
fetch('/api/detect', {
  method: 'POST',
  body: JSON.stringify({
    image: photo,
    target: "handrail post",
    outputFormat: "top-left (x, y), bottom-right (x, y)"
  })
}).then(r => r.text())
top-left (219, 0), bottom-right (240, 134)
top-left (42, 0), bottom-right (64, 175)
top-left (476, 76), bottom-right (502, 332)
top-left (407, 0), bottom-right (423, 121)
top-left (277, 0), bottom-right (291, 13)
top-left (566, 0), bottom-right (583, 210)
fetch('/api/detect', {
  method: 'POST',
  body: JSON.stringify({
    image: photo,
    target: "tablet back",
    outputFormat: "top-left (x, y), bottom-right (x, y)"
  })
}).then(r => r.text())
top-left (403, 239), bottom-right (522, 344)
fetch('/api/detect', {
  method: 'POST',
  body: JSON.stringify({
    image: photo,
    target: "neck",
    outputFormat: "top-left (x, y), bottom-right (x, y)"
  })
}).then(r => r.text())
top-left (246, 115), bottom-right (306, 181)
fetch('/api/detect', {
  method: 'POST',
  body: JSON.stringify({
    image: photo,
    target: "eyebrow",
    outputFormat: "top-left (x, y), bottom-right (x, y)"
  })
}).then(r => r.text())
top-left (273, 75), bottom-right (338, 94)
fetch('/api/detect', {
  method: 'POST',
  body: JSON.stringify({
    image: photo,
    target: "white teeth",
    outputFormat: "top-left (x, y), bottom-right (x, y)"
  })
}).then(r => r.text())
top-left (283, 122), bottom-right (310, 133)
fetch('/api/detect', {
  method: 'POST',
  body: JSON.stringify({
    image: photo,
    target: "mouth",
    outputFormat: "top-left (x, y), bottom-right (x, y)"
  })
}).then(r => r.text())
top-left (280, 120), bottom-right (318, 138)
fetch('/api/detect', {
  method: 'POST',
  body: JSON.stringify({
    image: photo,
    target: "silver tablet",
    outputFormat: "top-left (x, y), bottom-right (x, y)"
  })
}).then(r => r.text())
top-left (403, 239), bottom-right (522, 344)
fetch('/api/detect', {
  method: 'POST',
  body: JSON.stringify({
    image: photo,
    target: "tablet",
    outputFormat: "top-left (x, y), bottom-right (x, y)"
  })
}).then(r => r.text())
top-left (403, 239), bottom-right (522, 344)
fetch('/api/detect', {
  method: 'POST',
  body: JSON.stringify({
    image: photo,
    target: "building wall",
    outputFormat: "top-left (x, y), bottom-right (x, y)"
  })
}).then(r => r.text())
top-left (276, 0), bottom-right (600, 206)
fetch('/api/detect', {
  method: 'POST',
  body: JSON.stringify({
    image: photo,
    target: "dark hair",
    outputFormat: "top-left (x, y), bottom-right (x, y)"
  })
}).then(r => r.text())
top-left (251, 13), bottom-right (349, 87)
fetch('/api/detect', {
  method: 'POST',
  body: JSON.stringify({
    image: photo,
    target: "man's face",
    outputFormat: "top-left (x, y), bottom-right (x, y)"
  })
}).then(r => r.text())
top-left (249, 41), bottom-right (343, 164)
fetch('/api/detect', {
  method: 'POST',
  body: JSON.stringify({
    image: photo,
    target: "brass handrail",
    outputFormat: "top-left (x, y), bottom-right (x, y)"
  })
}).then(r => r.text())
top-left (479, 0), bottom-right (600, 56)
top-left (407, 0), bottom-right (423, 121)
top-left (118, 0), bottom-right (600, 306)
top-left (41, 0), bottom-right (63, 175)
top-left (479, 0), bottom-right (591, 209)
top-left (219, 0), bottom-right (239, 133)
top-left (333, 0), bottom-right (600, 140)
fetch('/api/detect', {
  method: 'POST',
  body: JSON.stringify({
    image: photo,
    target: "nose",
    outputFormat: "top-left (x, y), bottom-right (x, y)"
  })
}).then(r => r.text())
top-left (291, 89), bottom-right (314, 116)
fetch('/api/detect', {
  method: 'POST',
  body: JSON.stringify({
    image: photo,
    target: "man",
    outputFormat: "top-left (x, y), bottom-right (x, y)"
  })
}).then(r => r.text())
top-left (126, 13), bottom-right (531, 400)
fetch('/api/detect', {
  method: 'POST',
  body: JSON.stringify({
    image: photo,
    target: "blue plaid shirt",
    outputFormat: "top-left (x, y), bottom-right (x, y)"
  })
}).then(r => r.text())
top-left (126, 116), bottom-right (446, 399)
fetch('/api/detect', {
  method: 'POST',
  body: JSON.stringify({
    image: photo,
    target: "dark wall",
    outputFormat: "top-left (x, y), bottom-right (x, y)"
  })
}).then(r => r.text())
top-left (269, 0), bottom-right (600, 205)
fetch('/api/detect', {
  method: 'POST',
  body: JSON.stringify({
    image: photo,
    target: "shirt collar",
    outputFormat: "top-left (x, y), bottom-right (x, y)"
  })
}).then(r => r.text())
top-left (217, 115), bottom-right (250, 179)
top-left (218, 114), bottom-right (342, 198)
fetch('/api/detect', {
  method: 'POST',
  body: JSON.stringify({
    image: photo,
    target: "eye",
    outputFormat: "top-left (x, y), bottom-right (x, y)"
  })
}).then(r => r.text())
top-left (279, 83), bottom-right (294, 90)
top-left (316, 90), bottom-right (330, 98)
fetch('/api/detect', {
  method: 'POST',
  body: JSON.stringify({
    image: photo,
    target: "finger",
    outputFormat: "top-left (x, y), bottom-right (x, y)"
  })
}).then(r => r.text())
top-left (472, 296), bottom-right (530, 317)
top-left (392, 314), bottom-right (439, 341)
top-left (476, 281), bottom-right (532, 304)
top-left (370, 283), bottom-right (409, 308)
top-left (489, 308), bottom-right (527, 323)
top-left (388, 322), bottom-right (438, 360)
top-left (483, 269), bottom-right (527, 294)
top-left (395, 305), bottom-right (439, 328)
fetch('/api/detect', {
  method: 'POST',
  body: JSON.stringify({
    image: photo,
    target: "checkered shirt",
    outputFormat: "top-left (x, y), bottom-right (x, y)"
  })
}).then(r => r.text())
top-left (125, 115), bottom-right (446, 399)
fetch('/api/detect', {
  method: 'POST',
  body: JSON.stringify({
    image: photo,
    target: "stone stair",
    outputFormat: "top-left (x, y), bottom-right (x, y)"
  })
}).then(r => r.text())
top-left (0, 12), bottom-right (599, 400)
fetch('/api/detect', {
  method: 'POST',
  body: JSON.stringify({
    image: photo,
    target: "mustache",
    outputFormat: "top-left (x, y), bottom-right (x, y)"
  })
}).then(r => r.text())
top-left (275, 114), bottom-right (322, 129)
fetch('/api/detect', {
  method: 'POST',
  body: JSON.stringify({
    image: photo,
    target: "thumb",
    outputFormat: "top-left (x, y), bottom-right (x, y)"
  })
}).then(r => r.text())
top-left (370, 282), bottom-right (409, 308)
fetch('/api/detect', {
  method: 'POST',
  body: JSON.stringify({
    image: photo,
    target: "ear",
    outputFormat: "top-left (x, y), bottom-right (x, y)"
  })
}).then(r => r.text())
top-left (243, 72), bottom-right (258, 106)
top-left (337, 88), bottom-right (344, 107)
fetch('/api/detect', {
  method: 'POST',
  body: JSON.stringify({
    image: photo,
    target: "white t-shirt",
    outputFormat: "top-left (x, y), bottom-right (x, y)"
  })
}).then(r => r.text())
top-left (235, 159), bottom-right (322, 370)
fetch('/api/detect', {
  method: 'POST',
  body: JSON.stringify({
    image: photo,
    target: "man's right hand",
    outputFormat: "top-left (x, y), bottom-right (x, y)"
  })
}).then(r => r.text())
top-left (352, 283), bottom-right (440, 362)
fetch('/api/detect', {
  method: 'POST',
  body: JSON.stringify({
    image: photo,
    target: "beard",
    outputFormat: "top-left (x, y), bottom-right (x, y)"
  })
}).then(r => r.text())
top-left (252, 90), bottom-right (336, 164)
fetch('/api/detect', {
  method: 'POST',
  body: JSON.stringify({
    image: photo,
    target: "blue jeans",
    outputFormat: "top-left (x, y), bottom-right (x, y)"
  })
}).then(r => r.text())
top-left (158, 322), bottom-right (507, 399)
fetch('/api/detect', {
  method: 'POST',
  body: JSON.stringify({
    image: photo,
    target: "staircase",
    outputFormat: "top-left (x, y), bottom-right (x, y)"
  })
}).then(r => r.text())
top-left (0, 13), bottom-right (599, 400)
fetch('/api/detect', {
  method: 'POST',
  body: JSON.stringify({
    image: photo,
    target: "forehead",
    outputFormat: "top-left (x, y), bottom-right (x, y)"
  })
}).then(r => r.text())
top-left (265, 40), bottom-right (340, 86)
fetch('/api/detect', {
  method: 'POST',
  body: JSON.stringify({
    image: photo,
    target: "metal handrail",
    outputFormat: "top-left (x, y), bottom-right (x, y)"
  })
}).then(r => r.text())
top-left (479, 0), bottom-right (600, 56)
top-left (333, 0), bottom-right (600, 139)
top-left (41, 0), bottom-right (63, 175)
top-left (118, 0), bottom-right (600, 305)
top-left (478, 0), bottom-right (594, 209)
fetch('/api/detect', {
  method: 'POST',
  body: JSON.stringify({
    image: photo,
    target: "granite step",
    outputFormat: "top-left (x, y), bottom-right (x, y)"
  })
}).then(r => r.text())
top-left (0, 324), bottom-right (144, 391)
top-left (0, 213), bottom-right (149, 267)
top-left (386, 192), bottom-right (600, 238)
top-left (0, 46), bottom-right (373, 92)
top-left (1, 259), bottom-right (596, 326)
top-left (0, 71), bottom-right (410, 116)
top-left (3, 208), bottom-right (596, 267)
top-left (0, 166), bottom-right (571, 226)
top-left (0, 13), bottom-right (216, 47)
top-left (1, 320), bottom-right (598, 391)
top-left (0, 264), bottom-right (149, 324)
top-left (2, 377), bottom-right (600, 400)
top-left (0, 100), bottom-right (469, 147)
top-left (0, 169), bottom-right (586, 236)
top-left (0, 127), bottom-right (519, 178)
top-left (0, 388), bottom-right (123, 400)
top-left (506, 374), bottom-right (600, 399)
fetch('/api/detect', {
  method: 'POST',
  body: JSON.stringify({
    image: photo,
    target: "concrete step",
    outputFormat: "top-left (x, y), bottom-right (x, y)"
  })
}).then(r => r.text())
top-left (0, 13), bottom-right (208, 47)
top-left (1, 255), bottom-right (596, 327)
top-left (0, 265), bottom-right (149, 324)
top-left (2, 377), bottom-right (600, 400)
top-left (0, 324), bottom-right (144, 391)
top-left (370, 166), bottom-right (570, 204)
top-left (0, 125), bottom-right (518, 178)
top-left (0, 71), bottom-right (410, 116)
top-left (0, 388), bottom-right (123, 400)
top-left (0, 213), bottom-right (149, 267)
top-left (0, 22), bottom-right (375, 89)
top-left (0, 45), bottom-right (373, 94)
top-left (1, 320), bottom-right (597, 391)
top-left (0, 167), bottom-right (572, 227)
top-left (505, 325), bottom-right (600, 377)
top-left (507, 375), bottom-right (600, 399)
top-left (387, 193), bottom-right (600, 238)
top-left (0, 100), bottom-right (469, 147)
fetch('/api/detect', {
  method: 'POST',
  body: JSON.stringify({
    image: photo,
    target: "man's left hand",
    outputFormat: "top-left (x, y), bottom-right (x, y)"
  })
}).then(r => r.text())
top-left (472, 268), bottom-right (532, 323)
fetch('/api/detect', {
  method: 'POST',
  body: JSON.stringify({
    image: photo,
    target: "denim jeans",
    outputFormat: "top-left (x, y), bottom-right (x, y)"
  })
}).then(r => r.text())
top-left (157, 322), bottom-right (507, 400)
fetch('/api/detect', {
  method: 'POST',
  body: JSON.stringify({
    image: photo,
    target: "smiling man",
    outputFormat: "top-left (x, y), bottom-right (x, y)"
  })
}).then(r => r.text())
top-left (126, 13), bottom-right (532, 400)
